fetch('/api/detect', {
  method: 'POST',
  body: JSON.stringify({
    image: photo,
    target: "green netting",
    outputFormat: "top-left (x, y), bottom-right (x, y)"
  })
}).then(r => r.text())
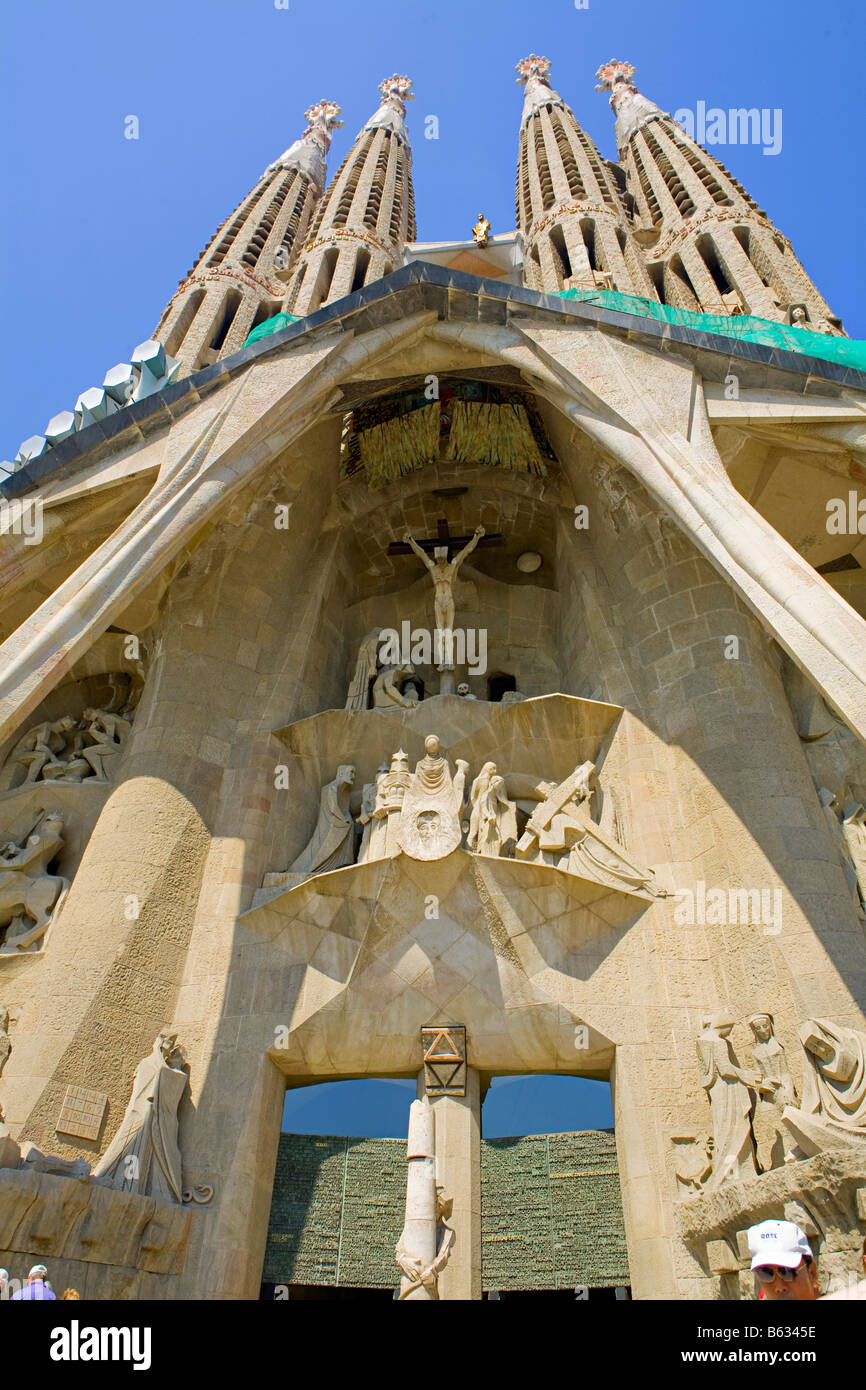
top-left (243, 312), bottom-right (300, 348)
top-left (554, 288), bottom-right (866, 373)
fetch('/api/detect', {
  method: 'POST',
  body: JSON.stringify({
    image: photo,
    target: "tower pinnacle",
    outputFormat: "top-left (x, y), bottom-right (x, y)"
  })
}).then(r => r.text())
top-left (265, 100), bottom-right (344, 192)
top-left (364, 75), bottom-right (414, 143)
top-left (595, 60), bottom-right (664, 156)
top-left (515, 54), bottom-right (565, 125)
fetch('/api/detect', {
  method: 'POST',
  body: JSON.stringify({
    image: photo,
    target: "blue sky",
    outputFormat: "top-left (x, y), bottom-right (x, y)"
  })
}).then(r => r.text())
top-left (282, 1075), bottom-right (614, 1138)
top-left (1, 0), bottom-right (863, 459)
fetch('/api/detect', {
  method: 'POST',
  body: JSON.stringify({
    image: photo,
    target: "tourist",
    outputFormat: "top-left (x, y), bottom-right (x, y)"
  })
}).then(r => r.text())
top-left (0, 1267), bottom-right (8, 1300)
top-left (9, 1264), bottom-right (57, 1300)
top-left (821, 1236), bottom-right (866, 1300)
top-left (748, 1220), bottom-right (819, 1301)
top-left (61, 1288), bottom-right (81, 1300)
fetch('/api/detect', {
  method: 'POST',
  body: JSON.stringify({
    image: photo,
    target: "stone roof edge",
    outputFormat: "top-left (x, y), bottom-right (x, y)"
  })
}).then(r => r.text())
top-left (5, 260), bottom-right (865, 502)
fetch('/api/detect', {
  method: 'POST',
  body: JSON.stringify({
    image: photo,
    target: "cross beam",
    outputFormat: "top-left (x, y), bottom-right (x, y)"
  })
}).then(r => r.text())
top-left (387, 517), bottom-right (503, 559)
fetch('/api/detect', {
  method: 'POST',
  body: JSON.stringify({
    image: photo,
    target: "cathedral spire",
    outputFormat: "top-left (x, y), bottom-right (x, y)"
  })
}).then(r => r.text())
top-left (154, 101), bottom-right (341, 374)
top-left (595, 59), bottom-right (842, 332)
top-left (264, 100), bottom-right (344, 194)
top-left (284, 76), bottom-right (417, 316)
top-left (513, 54), bottom-right (656, 300)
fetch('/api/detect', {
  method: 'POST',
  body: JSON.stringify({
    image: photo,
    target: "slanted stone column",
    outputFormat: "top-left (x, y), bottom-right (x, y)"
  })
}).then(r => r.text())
top-left (417, 1066), bottom-right (482, 1299)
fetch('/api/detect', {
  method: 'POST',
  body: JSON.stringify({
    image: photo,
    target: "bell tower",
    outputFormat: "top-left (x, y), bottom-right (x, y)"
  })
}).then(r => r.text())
top-left (153, 100), bottom-right (343, 374)
top-left (595, 59), bottom-right (843, 332)
top-left (515, 54), bottom-right (656, 299)
top-left (284, 76), bottom-right (417, 315)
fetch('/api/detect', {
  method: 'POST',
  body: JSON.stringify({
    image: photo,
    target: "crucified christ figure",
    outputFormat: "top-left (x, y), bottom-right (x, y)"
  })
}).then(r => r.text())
top-left (402, 526), bottom-right (485, 633)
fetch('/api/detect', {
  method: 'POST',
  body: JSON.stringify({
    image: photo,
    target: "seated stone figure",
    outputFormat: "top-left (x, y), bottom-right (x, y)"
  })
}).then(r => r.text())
top-left (783, 1017), bottom-right (866, 1155)
top-left (3, 708), bottom-right (131, 788)
top-left (0, 811), bottom-right (69, 952)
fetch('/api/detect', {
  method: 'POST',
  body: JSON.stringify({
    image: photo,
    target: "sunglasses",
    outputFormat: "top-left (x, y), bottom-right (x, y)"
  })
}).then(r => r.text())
top-left (754, 1261), bottom-right (805, 1283)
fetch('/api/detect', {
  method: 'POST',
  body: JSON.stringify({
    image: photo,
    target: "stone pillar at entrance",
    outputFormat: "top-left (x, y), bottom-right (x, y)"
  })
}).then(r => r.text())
top-left (416, 1066), bottom-right (482, 1299)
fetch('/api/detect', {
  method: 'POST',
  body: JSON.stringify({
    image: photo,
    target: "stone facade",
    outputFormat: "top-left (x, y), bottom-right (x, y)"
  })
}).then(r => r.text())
top-left (1, 57), bottom-right (865, 1302)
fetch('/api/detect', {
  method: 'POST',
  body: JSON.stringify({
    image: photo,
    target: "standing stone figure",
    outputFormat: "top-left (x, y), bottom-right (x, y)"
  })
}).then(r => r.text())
top-left (402, 526), bottom-right (485, 636)
top-left (345, 628), bottom-right (381, 712)
top-left (0, 1006), bottom-right (10, 1078)
top-left (398, 736), bottom-right (466, 861)
top-left (748, 1013), bottom-right (798, 1170)
top-left (395, 1097), bottom-right (455, 1300)
top-left (290, 765), bottom-right (356, 876)
top-left (467, 762), bottom-right (518, 857)
top-left (357, 763), bottom-right (390, 864)
top-left (696, 1014), bottom-right (760, 1187)
top-left (93, 1032), bottom-right (188, 1203)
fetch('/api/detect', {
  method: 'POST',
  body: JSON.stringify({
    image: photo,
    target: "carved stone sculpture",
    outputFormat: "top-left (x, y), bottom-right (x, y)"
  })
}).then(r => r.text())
top-left (395, 1096), bottom-right (455, 1300)
top-left (397, 736), bottom-right (466, 862)
top-left (402, 526), bottom-right (485, 636)
top-left (19, 1142), bottom-right (91, 1179)
top-left (357, 763), bottom-right (389, 864)
top-left (372, 661), bottom-right (418, 710)
top-left (468, 762), bottom-right (518, 857)
top-left (515, 762), bottom-right (660, 893)
top-left (290, 765), bottom-right (356, 876)
top-left (0, 810), bottom-right (69, 952)
top-left (672, 1134), bottom-right (714, 1196)
top-left (748, 1013), bottom-right (798, 1170)
top-left (3, 709), bottom-right (131, 788)
top-left (92, 1032), bottom-right (188, 1203)
top-left (0, 1007), bottom-right (10, 1077)
top-left (345, 628), bottom-right (381, 712)
top-left (783, 1018), bottom-right (866, 1155)
top-left (378, 750), bottom-right (412, 857)
top-left (841, 803), bottom-right (866, 917)
top-left (696, 1014), bottom-right (760, 1187)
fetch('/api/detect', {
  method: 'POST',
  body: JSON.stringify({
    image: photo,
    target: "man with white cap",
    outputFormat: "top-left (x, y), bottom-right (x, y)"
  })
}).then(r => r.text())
top-left (9, 1264), bottom-right (56, 1300)
top-left (748, 1220), bottom-right (819, 1300)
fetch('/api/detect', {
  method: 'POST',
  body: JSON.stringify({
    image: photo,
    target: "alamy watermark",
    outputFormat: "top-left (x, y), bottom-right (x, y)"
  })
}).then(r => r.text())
top-left (673, 103), bottom-right (782, 156)
top-left (673, 880), bottom-right (782, 934)
top-left (0, 496), bottom-right (43, 545)
top-left (378, 622), bottom-right (487, 676)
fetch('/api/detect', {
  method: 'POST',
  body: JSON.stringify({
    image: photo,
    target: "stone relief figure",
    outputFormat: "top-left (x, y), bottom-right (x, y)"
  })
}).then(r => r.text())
top-left (783, 1018), bottom-right (866, 1156)
top-left (345, 628), bottom-right (381, 712)
top-left (395, 1097), bottom-right (455, 1300)
top-left (841, 803), bottom-right (866, 917)
top-left (402, 526), bottom-right (485, 635)
top-left (747, 1013), bottom-right (798, 1170)
top-left (672, 1134), bottom-right (714, 1196)
top-left (397, 735), bottom-right (466, 862)
top-left (0, 810), bottom-right (70, 952)
top-left (357, 763), bottom-right (389, 864)
top-left (372, 661), bottom-right (419, 711)
top-left (8, 716), bottom-right (77, 784)
top-left (290, 765), bottom-right (356, 876)
top-left (467, 762), bottom-right (518, 857)
top-left (3, 708), bottom-right (132, 789)
top-left (92, 1032), bottom-right (188, 1204)
top-left (515, 762), bottom-right (661, 894)
top-left (696, 1014), bottom-right (760, 1188)
top-left (0, 1006), bottom-right (10, 1077)
top-left (376, 750), bottom-right (412, 858)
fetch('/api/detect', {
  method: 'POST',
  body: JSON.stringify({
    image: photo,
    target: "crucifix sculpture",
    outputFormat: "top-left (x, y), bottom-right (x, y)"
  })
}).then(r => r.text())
top-left (388, 518), bottom-right (503, 633)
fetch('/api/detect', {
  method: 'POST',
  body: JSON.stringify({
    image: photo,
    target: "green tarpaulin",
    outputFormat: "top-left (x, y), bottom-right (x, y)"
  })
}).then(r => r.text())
top-left (554, 288), bottom-right (866, 373)
top-left (243, 312), bottom-right (300, 348)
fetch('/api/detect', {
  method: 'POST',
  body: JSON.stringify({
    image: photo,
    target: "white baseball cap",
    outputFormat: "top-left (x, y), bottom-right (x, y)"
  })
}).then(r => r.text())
top-left (748, 1220), bottom-right (813, 1270)
top-left (28, 1264), bottom-right (48, 1278)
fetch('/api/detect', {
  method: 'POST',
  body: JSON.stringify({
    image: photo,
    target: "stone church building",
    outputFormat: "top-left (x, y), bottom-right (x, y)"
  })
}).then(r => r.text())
top-left (1, 57), bottom-right (865, 1300)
